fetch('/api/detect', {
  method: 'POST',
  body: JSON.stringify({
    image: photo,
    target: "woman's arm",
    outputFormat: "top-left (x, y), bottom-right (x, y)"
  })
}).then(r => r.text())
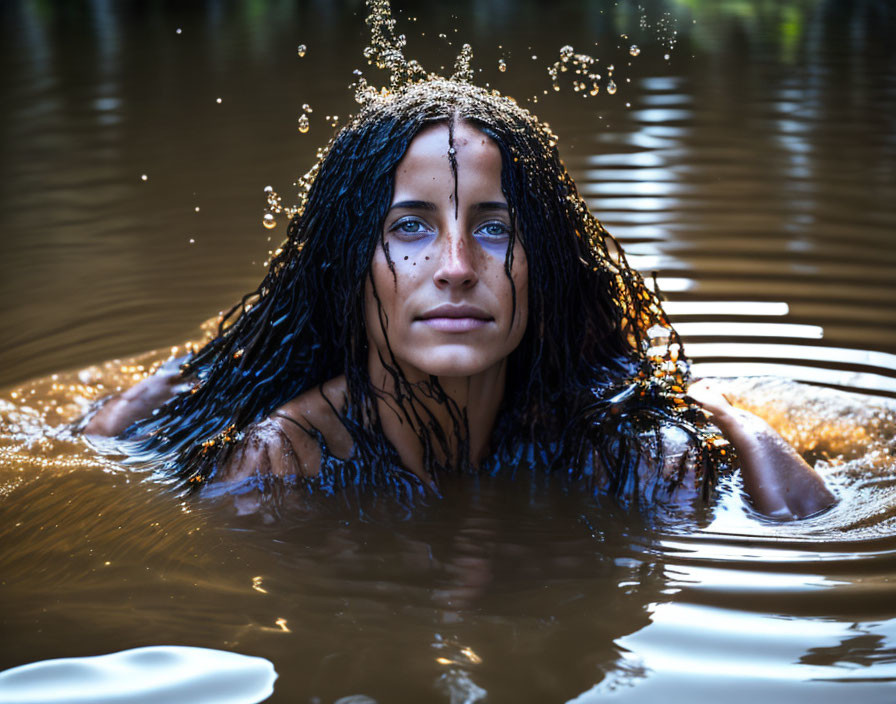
top-left (687, 380), bottom-right (836, 519)
top-left (83, 361), bottom-right (193, 437)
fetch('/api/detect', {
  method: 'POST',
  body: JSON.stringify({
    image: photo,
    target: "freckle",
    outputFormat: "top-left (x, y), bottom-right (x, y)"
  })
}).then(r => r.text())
top-left (403, 255), bottom-right (408, 260)
top-left (413, 262), bottom-right (416, 266)
top-left (425, 256), bottom-right (430, 260)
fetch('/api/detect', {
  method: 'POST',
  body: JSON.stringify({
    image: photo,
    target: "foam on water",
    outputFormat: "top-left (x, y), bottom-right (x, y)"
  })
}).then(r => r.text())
top-left (0, 646), bottom-right (276, 704)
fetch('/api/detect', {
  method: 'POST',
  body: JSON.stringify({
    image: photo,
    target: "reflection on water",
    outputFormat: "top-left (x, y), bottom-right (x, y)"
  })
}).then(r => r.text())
top-left (0, 646), bottom-right (277, 704)
top-left (2, 0), bottom-right (896, 702)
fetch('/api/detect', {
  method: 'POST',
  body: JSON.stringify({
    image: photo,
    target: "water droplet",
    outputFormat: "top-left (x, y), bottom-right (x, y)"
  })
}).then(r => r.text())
top-left (498, 59), bottom-right (506, 72)
top-left (297, 114), bottom-right (310, 133)
top-left (140, 174), bottom-right (148, 181)
top-left (194, 206), bottom-right (200, 212)
top-left (263, 185), bottom-right (273, 194)
top-left (189, 238), bottom-right (195, 244)
top-left (263, 214), bottom-right (276, 230)
top-left (607, 80), bottom-right (617, 95)
top-left (302, 103), bottom-right (312, 113)
top-left (664, 53), bottom-right (670, 61)
top-left (297, 44), bottom-right (307, 58)
top-left (175, 28), bottom-right (182, 35)
top-left (215, 97), bottom-right (222, 104)
top-left (629, 45), bottom-right (640, 56)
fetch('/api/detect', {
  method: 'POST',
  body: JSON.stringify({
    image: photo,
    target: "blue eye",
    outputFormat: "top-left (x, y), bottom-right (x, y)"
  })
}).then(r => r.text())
top-left (476, 221), bottom-right (511, 240)
top-left (390, 218), bottom-right (432, 238)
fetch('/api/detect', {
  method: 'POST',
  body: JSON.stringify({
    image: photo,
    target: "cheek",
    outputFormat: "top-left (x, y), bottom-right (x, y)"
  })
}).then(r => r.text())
top-left (365, 247), bottom-right (421, 341)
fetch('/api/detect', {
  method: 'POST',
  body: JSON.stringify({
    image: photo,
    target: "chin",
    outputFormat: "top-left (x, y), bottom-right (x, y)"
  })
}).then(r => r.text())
top-left (406, 347), bottom-right (501, 379)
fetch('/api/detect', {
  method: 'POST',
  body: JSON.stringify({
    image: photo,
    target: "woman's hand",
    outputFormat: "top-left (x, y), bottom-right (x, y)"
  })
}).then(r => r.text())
top-left (83, 365), bottom-right (193, 437)
top-left (685, 379), bottom-right (738, 421)
top-left (687, 379), bottom-right (836, 519)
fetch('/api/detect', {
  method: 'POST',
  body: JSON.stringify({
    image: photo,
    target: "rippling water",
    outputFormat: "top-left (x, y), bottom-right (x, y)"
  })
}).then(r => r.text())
top-left (1, 1), bottom-right (895, 702)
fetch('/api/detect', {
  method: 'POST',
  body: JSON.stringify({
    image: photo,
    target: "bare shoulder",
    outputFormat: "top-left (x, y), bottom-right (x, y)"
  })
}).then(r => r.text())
top-left (216, 416), bottom-right (304, 482)
top-left (276, 375), bottom-right (353, 462)
top-left (596, 423), bottom-right (705, 505)
top-left (642, 424), bottom-right (711, 503)
top-left (217, 376), bottom-right (353, 484)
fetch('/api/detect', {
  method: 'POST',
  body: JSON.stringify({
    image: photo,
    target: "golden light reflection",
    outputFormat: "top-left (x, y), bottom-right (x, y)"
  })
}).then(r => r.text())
top-left (460, 647), bottom-right (482, 665)
top-left (436, 646), bottom-right (483, 667)
top-left (251, 576), bottom-right (268, 594)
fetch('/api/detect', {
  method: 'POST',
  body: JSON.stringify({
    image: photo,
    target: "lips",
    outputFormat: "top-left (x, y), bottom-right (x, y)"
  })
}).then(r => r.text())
top-left (416, 304), bottom-right (493, 332)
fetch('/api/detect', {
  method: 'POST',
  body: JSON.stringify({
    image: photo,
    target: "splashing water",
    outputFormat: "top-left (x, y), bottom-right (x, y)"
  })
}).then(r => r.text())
top-left (548, 45), bottom-right (601, 97)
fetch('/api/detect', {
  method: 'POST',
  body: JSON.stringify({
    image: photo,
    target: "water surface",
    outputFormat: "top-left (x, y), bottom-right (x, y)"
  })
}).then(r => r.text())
top-left (1, 1), bottom-right (896, 702)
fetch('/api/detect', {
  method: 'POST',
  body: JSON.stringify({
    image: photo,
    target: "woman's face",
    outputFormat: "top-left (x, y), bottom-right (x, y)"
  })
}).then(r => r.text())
top-left (365, 121), bottom-right (528, 380)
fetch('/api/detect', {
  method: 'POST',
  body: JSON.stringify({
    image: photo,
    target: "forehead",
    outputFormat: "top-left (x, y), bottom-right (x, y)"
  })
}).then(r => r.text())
top-left (394, 121), bottom-right (503, 186)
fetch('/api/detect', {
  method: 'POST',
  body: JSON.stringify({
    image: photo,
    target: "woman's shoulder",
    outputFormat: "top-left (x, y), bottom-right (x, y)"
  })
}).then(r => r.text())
top-left (584, 418), bottom-right (709, 506)
top-left (274, 375), bottom-right (353, 459)
top-left (635, 422), bottom-right (713, 504)
top-left (215, 376), bottom-right (352, 483)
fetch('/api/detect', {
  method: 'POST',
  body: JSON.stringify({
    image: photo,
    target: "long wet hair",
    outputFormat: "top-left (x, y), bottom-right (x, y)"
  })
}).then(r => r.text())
top-left (122, 79), bottom-right (730, 502)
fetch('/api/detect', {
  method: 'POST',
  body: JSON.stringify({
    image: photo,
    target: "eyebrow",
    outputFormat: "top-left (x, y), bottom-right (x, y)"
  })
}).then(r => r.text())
top-left (387, 200), bottom-right (509, 213)
top-left (472, 201), bottom-right (509, 213)
top-left (388, 200), bottom-right (437, 212)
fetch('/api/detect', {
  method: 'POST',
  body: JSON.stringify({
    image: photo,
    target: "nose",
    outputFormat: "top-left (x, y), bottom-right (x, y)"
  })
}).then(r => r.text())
top-left (433, 229), bottom-right (478, 290)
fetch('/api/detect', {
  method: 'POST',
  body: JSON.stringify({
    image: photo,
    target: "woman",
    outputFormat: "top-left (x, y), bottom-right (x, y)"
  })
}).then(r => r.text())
top-left (84, 78), bottom-right (834, 520)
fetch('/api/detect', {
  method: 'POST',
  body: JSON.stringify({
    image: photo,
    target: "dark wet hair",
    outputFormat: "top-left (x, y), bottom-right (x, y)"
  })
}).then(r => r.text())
top-left (122, 79), bottom-right (731, 503)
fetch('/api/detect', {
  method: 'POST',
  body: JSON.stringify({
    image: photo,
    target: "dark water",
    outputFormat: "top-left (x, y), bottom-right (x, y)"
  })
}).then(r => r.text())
top-left (2, 1), bottom-right (896, 702)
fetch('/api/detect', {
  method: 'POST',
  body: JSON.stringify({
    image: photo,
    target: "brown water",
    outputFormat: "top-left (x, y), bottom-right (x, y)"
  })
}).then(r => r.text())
top-left (2, 1), bottom-right (896, 702)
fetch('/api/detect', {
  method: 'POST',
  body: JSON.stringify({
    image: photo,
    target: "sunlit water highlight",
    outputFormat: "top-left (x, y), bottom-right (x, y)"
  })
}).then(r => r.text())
top-left (0, 646), bottom-right (276, 704)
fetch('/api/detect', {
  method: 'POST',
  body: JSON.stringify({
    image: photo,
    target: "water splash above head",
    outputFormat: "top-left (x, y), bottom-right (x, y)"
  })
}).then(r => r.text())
top-left (268, 0), bottom-right (658, 230)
